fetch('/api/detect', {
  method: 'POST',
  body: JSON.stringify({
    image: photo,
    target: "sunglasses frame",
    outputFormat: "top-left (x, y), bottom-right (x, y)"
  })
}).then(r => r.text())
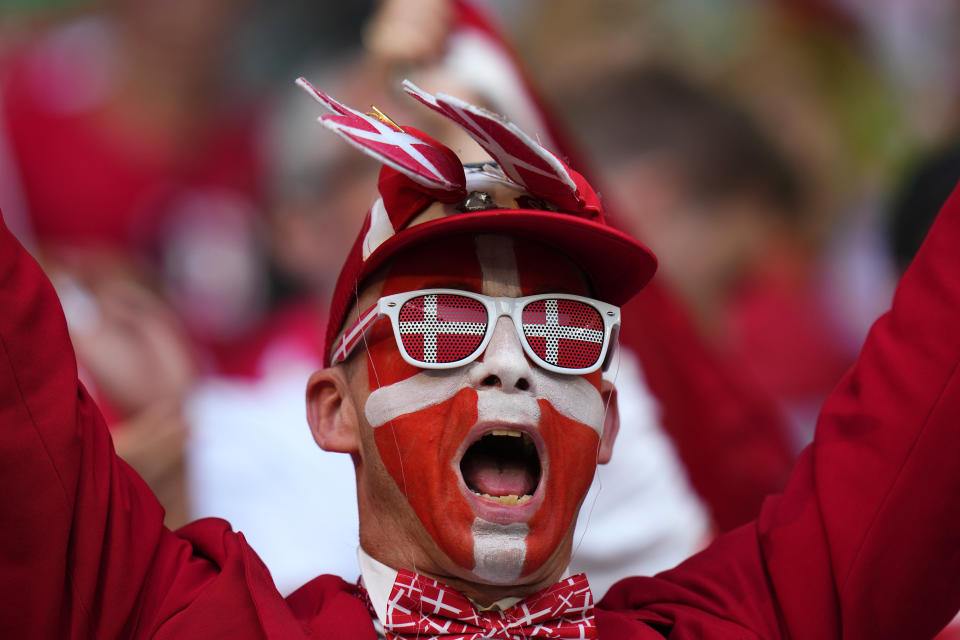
top-left (332, 288), bottom-right (620, 375)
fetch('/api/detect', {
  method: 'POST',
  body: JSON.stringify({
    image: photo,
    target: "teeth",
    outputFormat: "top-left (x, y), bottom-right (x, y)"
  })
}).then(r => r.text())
top-left (475, 492), bottom-right (533, 505)
top-left (490, 429), bottom-right (523, 437)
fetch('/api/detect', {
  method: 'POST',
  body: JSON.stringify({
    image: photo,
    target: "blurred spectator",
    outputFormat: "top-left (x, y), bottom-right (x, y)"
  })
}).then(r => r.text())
top-left (265, 55), bottom-right (381, 305)
top-left (578, 67), bottom-right (805, 343)
top-left (0, 0), bottom-right (267, 524)
top-left (515, 3), bottom-right (921, 439)
top-left (185, 55), bottom-right (377, 594)
top-left (562, 65), bottom-right (799, 529)
top-left (0, 0), bottom-right (268, 351)
top-left (569, 66), bottom-right (858, 449)
top-left (49, 248), bottom-right (196, 527)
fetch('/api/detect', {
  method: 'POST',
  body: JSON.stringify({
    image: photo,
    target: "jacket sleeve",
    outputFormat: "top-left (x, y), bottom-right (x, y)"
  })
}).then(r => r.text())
top-left (601, 183), bottom-right (960, 639)
top-left (760, 178), bottom-right (960, 637)
top-left (0, 211), bottom-right (175, 637)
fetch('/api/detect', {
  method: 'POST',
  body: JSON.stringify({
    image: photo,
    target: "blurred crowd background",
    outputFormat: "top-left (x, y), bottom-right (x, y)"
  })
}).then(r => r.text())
top-left (1, 0), bottom-right (959, 627)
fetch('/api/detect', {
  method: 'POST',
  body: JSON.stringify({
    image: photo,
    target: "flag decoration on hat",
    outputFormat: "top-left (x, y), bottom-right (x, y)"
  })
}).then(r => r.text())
top-left (295, 77), bottom-right (466, 193)
top-left (295, 78), bottom-right (598, 225)
top-left (295, 77), bottom-right (658, 367)
top-left (402, 80), bottom-right (589, 214)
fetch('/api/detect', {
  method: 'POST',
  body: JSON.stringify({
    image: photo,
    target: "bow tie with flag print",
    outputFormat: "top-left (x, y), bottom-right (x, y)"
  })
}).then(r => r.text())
top-left (363, 569), bottom-right (597, 639)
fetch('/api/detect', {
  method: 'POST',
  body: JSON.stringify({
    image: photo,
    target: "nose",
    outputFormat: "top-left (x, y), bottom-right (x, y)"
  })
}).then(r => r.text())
top-left (469, 317), bottom-right (534, 392)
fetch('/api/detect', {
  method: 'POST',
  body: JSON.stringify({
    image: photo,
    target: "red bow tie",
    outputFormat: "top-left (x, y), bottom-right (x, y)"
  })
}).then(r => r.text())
top-left (372, 569), bottom-right (597, 640)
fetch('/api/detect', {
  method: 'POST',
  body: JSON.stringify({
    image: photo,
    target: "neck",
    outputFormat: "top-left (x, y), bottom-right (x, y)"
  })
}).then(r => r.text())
top-left (359, 528), bottom-right (575, 608)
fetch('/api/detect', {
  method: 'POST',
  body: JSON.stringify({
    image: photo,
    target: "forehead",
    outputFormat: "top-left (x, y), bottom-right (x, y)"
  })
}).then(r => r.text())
top-left (379, 234), bottom-right (593, 298)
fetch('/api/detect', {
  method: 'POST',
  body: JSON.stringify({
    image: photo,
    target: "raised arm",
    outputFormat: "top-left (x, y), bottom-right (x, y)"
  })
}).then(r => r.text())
top-left (601, 183), bottom-right (960, 639)
top-left (767, 178), bottom-right (960, 637)
top-left (0, 212), bottom-right (169, 636)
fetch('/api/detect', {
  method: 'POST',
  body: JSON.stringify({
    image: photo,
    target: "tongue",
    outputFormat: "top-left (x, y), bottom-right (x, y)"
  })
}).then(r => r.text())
top-left (462, 451), bottom-right (537, 497)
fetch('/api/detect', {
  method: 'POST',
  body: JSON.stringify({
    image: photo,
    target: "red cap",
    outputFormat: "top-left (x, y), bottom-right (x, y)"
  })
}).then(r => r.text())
top-left (294, 78), bottom-right (657, 366)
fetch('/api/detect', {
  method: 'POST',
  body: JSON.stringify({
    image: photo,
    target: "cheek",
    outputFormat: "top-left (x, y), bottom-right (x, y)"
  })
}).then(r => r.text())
top-left (365, 319), bottom-right (420, 389)
top-left (372, 388), bottom-right (479, 571)
top-left (523, 401), bottom-right (600, 575)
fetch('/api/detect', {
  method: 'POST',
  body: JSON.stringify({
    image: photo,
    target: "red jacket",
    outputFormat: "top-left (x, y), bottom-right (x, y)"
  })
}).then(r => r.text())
top-left (3, 184), bottom-right (960, 638)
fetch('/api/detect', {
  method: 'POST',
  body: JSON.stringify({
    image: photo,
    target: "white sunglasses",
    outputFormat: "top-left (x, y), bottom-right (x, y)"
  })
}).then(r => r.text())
top-left (332, 288), bottom-right (620, 375)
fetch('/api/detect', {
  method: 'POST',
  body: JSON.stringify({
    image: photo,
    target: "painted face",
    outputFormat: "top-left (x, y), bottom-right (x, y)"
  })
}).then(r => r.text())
top-left (359, 234), bottom-right (606, 584)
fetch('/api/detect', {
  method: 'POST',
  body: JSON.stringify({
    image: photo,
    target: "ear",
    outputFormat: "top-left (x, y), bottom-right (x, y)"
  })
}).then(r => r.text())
top-left (597, 379), bottom-right (620, 464)
top-left (306, 367), bottom-right (361, 454)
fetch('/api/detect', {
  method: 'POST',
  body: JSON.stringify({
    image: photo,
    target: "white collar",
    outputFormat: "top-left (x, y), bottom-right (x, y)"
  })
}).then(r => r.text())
top-left (357, 547), bottom-right (528, 623)
top-left (357, 548), bottom-right (401, 624)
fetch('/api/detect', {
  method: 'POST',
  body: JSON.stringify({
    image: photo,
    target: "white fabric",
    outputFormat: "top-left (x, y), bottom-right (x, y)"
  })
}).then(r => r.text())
top-left (186, 351), bottom-right (360, 595)
top-left (358, 548), bottom-right (400, 625)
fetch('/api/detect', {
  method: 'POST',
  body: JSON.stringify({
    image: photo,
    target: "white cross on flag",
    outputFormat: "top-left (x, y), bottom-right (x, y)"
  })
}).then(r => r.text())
top-left (521, 299), bottom-right (604, 369)
top-left (296, 77), bottom-right (465, 192)
top-left (402, 80), bottom-right (586, 213)
top-left (398, 294), bottom-right (487, 364)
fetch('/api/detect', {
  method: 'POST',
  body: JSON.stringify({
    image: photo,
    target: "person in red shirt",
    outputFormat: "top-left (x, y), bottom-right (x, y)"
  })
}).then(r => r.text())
top-left (2, 80), bottom-right (960, 639)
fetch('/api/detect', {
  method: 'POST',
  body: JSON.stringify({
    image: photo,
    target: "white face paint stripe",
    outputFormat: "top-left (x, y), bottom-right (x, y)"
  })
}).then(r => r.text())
top-left (521, 373), bottom-right (603, 429)
top-left (471, 518), bottom-right (528, 584)
top-left (364, 361), bottom-right (604, 433)
top-left (475, 235), bottom-right (522, 297)
top-left (365, 368), bottom-right (472, 428)
top-left (476, 389), bottom-right (540, 425)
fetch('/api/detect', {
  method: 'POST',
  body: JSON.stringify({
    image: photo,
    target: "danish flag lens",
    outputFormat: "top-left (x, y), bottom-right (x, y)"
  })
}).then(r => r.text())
top-left (521, 299), bottom-right (605, 369)
top-left (398, 293), bottom-right (488, 364)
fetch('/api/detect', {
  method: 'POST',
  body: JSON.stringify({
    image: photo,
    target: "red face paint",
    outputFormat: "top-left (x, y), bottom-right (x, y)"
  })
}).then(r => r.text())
top-left (361, 234), bottom-right (604, 581)
top-left (373, 388), bottom-right (481, 571)
top-left (521, 401), bottom-right (599, 573)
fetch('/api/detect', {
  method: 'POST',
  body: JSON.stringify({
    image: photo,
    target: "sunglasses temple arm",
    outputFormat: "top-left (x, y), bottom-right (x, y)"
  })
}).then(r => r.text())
top-left (330, 305), bottom-right (383, 365)
top-left (601, 323), bottom-right (620, 372)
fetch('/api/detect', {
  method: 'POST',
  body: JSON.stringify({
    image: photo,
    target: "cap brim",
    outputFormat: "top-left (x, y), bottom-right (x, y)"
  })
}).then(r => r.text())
top-left (355, 209), bottom-right (657, 306)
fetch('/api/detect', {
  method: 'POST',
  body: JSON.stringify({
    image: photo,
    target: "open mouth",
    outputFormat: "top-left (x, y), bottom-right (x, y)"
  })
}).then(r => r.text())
top-left (460, 429), bottom-right (542, 506)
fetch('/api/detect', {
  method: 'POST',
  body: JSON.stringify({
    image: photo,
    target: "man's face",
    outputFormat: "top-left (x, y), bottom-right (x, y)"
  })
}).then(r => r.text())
top-left (345, 233), bottom-right (611, 585)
